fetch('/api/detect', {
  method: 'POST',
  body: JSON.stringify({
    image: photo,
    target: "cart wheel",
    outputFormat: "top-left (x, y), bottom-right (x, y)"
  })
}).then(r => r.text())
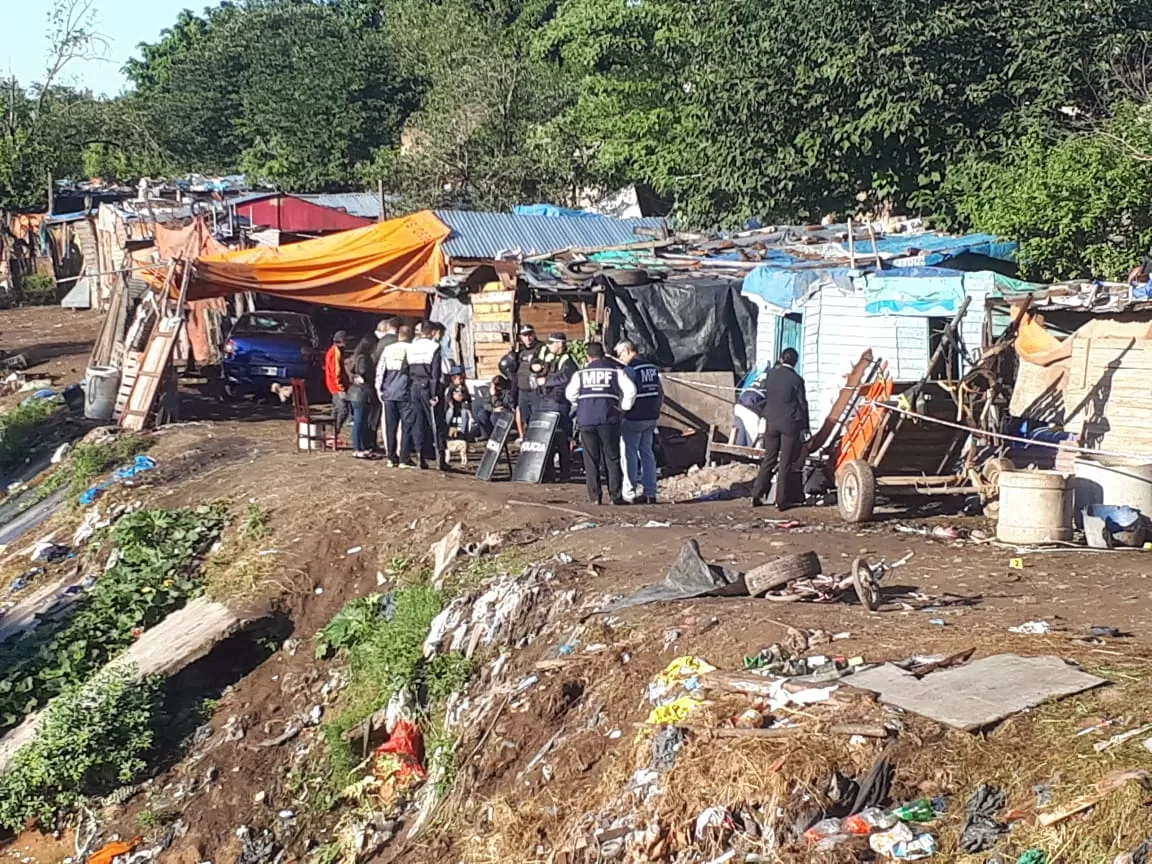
top-left (981, 457), bottom-right (1014, 497)
top-left (746, 551), bottom-right (822, 596)
top-left (838, 459), bottom-right (876, 523)
top-left (852, 557), bottom-right (880, 611)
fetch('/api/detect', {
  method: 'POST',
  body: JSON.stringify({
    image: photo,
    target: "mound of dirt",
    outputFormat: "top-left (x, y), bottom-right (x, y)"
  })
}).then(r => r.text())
top-left (659, 463), bottom-right (758, 503)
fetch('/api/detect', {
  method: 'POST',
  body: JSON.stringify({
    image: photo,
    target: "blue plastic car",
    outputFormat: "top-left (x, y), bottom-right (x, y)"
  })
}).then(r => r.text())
top-left (221, 311), bottom-right (320, 399)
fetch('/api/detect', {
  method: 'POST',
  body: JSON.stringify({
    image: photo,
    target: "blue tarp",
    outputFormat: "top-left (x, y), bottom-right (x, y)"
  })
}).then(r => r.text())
top-left (862, 232), bottom-right (1017, 266)
top-left (741, 267), bottom-right (853, 310)
top-left (512, 204), bottom-right (605, 220)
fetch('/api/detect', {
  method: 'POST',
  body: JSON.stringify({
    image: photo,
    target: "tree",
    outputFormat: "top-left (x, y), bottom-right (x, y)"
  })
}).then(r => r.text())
top-left (0, 0), bottom-right (109, 211)
top-left (363, 0), bottom-right (599, 211)
top-left (946, 104), bottom-right (1152, 280)
top-left (126, 0), bottom-right (415, 190)
top-left (539, 0), bottom-right (1152, 228)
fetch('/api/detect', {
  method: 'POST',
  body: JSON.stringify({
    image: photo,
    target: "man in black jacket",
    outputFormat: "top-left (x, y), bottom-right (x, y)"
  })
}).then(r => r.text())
top-left (750, 348), bottom-right (809, 509)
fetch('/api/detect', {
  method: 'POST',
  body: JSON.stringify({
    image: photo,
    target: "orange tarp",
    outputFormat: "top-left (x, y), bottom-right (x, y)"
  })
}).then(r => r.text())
top-left (186, 210), bottom-right (449, 314)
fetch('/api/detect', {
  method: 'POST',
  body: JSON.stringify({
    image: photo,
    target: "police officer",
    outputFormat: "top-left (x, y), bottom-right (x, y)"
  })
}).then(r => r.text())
top-left (615, 340), bottom-right (663, 504)
top-left (406, 320), bottom-right (445, 470)
top-left (538, 332), bottom-right (579, 482)
top-left (512, 325), bottom-right (549, 436)
top-left (565, 342), bottom-right (637, 505)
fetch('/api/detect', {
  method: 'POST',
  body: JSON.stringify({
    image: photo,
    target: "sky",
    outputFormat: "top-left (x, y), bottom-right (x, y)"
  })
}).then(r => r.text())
top-left (7, 0), bottom-right (196, 97)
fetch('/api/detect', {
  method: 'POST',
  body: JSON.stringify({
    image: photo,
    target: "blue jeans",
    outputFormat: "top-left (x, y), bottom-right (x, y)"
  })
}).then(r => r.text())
top-left (350, 400), bottom-right (372, 452)
top-left (621, 418), bottom-right (658, 499)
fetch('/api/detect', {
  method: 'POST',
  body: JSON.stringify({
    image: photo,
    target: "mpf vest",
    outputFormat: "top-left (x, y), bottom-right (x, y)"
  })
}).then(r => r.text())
top-left (574, 359), bottom-right (624, 427)
top-left (626, 359), bottom-right (661, 421)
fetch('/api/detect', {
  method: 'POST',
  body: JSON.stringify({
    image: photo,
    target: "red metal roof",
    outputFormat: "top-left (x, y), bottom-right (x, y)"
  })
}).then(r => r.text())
top-left (233, 193), bottom-right (373, 233)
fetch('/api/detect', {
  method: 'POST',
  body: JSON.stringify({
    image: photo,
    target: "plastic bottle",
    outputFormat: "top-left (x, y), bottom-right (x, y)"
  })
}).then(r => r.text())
top-left (844, 806), bottom-right (897, 835)
top-left (802, 817), bottom-right (845, 842)
top-left (892, 833), bottom-right (938, 860)
top-left (892, 798), bottom-right (937, 823)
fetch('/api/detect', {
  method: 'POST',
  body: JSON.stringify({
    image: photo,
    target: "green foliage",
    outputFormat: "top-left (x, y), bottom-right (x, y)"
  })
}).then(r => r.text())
top-left (0, 505), bottom-right (226, 732)
top-left (126, 0), bottom-right (414, 190)
top-left (0, 397), bottom-right (60, 474)
top-left (0, 666), bottom-right (161, 831)
top-left (240, 503), bottom-right (271, 540)
top-left (53, 436), bottom-right (150, 496)
top-left (364, 0), bottom-right (593, 210)
top-left (424, 652), bottom-right (473, 704)
top-left (17, 274), bottom-right (58, 305)
top-left (945, 104), bottom-right (1152, 280)
top-left (316, 593), bottom-right (384, 659)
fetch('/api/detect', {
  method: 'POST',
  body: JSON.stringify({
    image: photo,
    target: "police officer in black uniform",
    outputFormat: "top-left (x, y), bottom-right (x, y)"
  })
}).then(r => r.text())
top-left (512, 324), bottom-right (549, 436)
top-left (537, 332), bottom-right (579, 482)
top-left (565, 342), bottom-right (637, 505)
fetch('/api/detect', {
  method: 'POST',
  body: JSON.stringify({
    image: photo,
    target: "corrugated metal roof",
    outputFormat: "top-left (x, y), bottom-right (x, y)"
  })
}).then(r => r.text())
top-left (435, 210), bottom-right (667, 259)
top-left (297, 193), bottom-right (386, 220)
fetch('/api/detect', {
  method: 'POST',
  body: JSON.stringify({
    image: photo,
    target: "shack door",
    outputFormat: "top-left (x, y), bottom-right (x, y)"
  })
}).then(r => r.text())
top-left (775, 313), bottom-right (804, 374)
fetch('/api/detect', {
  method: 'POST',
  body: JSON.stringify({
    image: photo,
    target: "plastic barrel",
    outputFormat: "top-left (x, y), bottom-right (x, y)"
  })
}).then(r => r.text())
top-left (996, 469), bottom-right (1074, 544)
top-left (83, 366), bottom-right (120, 421)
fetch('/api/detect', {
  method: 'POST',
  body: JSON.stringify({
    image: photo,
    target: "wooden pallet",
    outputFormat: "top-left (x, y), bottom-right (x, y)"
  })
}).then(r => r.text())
top-left (112, 351), bottom-right (142, 421)
top-left (120, 317), bottom-right (182, 431)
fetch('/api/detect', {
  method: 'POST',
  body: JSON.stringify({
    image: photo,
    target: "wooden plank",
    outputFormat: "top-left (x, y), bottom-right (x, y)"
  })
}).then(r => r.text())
top-left (120, 317), bottom-right (182, 431)
top-left (661, 372), bottom-right (736, 435)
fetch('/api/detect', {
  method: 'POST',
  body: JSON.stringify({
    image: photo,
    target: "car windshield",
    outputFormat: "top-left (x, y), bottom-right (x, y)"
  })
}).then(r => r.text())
top-left (232, 315), bottom-right (309, 337)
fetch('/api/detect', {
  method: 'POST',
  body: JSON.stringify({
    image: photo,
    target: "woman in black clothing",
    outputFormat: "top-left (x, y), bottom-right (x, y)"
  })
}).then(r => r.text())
top-left (346, 335), bottom-right (379, 459)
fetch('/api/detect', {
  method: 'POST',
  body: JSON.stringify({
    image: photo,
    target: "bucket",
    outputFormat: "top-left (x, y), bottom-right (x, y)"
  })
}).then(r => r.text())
top-left (996, 470), bottom-right (1074, 544)
top-left (83, 365), bottom-right (120, 421)
top-left (1073, 455), bottom-right (1152, 523)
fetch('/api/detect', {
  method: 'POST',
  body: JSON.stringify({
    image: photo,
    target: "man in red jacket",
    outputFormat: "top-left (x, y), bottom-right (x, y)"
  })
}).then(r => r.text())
top-left (324, 330), bottom-right (351, 431)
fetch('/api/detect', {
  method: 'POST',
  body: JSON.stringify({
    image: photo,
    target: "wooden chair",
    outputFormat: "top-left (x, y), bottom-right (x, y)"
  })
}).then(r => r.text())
top-left (291, 378), bottom-right (339, 451)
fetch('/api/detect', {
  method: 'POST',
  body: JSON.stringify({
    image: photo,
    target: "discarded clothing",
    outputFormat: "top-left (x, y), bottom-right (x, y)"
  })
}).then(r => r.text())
top-left (959, 784), bottom-right (1007, 853)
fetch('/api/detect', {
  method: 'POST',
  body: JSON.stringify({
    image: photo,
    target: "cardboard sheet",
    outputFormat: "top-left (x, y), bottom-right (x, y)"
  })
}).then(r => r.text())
top-left (850, 654), bottom-right (1106, 731)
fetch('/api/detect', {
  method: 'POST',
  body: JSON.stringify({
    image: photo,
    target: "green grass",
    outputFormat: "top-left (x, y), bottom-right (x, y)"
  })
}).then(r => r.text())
top-left (0, 398), bottom-right (61, 475)
top-left (240, 503), bottom-right (271, 540)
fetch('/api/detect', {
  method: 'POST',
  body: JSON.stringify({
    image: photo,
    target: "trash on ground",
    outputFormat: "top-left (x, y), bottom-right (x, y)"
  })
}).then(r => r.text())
top-left (1093, 723), bottom-right (1152, 753)
top-left (959, 784), bottom-right (1007, 853)
top-left (600, 540), bottom-right (748, 611)
top-left (1009, 620), bottom-right (1052, 635)
top-left (78, 454), bottom-right (157, 505)
top-left (850, 654), bottom-right (1106, 731)
top-left (1038, 770), bottom-right (1152, 826)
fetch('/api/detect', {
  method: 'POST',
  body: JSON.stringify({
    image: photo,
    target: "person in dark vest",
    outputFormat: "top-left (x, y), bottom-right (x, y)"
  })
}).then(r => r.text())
top-left (376, 325), bottom-right (413, 468)
top-left (615, 340), bottom-right (663, 504)
top-left (565, 341), bottom-right (637, 505)
top-left (538, 332), bottom-right (579, 482)
top-left (512, 324), bottom-right (549, 437)
top-left (750, 348), bottom-right (810, 510)
top-left (406, 320), bottom-right (445, 470)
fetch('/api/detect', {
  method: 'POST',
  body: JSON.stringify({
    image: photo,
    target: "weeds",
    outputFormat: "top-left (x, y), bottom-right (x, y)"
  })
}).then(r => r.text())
top-left (240, 503), bottom-right (271, 540)
top-left (0, 666), bottom-right (161, 831)
top-left (0, 398), bottom-right (60, 474)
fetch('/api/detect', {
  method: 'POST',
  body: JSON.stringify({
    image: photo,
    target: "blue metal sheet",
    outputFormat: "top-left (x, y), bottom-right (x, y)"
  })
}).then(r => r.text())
top-left (434, 210), bottom-right (666, 259)
top-left (297, 193), bottom-right (386, 220)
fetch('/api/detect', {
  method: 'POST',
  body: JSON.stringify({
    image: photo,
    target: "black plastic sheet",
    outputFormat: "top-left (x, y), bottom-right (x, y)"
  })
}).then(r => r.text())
top-left (603, 275), bottom-right (758, 376)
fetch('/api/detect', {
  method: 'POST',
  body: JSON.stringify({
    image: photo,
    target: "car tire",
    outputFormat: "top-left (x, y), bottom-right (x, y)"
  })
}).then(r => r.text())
top-left (745, 551), bottom-right (822, 596)
top-left (608, 268), bottom-right (650, 287)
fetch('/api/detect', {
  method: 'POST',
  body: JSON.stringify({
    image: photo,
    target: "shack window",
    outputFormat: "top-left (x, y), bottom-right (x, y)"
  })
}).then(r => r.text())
top-left (927, 317), bottom-right (960, 380)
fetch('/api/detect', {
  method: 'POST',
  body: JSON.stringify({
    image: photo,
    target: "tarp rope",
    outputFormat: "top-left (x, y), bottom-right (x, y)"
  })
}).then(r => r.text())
top-left (661, 374), bottom-right (1152, 463)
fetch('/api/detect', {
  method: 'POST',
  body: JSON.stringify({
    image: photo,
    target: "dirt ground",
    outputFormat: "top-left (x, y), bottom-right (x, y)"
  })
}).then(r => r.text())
top-left (3, 306), bottom-right (1152, 862)
top-left (0, 306), bottom-right (101, 407)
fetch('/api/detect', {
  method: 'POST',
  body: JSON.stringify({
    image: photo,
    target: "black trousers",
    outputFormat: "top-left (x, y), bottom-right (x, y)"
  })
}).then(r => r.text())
top-left (408, 388), bottom-right (439, 465)
top-left (542, 407), bottom-right (572, 482)
top-left (516, 390), bottom-right (538, 432)
top-left (384, 400), bottom-right (412, 463)
top-left (580, 423), bottom-right (623, 503)
top-left (751, 424), bottom-right (800, 506)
